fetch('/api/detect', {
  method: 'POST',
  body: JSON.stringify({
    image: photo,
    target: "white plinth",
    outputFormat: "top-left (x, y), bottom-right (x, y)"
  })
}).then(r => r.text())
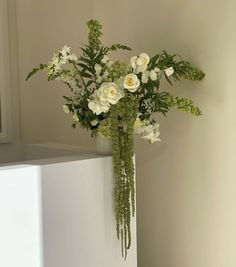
top-left (0, 155), bottom-right (137, 267)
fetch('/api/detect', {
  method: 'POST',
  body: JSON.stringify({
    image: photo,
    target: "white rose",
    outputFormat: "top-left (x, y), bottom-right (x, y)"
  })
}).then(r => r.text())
top-left (97, 82), bottom-right (124, 105)
top-left (149, 70), bottom-right (158, 81)
top-left (88, 97), bottom-right (110, 115)
top-left (141, 71), bottom-right (149, 83)
top-left (164, 67), bottom-right (174, 77)
top-left (123, 73), bottom-right (140, 92)
top-left (130, 53), bottom-right (150, 73)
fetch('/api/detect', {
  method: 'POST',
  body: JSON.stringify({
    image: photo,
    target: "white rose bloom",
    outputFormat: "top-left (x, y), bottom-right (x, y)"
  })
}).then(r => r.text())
top-left (150, 70), bottom-right (158, 81)
top-left (62, 105), bottom-right (70, 114)
top-left (95, 64), bottom-right (102, 75)
top-left (130, 53), bottom-right (150, 73)
top-left (97, 82), bottom-right (124, 105)
top-left (141, 71), bottom-right (150, 83)
top-left (123, 73), bottom-right (140, 92)
top-left (164, 67), bottom-right (174, 77)
top-left (88, 97), bottom-right (110, 115)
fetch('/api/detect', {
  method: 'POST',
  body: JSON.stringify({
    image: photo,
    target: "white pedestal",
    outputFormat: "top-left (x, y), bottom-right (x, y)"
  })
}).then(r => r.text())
top-left (0, 155), bottom-right (137, 267)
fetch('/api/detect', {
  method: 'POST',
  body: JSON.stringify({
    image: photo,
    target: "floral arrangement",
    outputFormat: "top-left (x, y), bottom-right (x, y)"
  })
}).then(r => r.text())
top-left (26, 20), bottom-right (205, 258)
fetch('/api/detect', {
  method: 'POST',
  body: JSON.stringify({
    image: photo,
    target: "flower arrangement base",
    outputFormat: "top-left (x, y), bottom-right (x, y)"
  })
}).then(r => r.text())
top-left (95, 135), bottom-right (112, 155)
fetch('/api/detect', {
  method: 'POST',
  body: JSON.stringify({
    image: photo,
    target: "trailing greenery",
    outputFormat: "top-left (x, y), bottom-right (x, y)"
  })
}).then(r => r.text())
top-left (26, 19), bottom-right (205, 259)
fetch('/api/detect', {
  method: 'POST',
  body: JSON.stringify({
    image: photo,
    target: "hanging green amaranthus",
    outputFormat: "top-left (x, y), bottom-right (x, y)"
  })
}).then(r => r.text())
top-left (110, 96), bottom-right (138, 258)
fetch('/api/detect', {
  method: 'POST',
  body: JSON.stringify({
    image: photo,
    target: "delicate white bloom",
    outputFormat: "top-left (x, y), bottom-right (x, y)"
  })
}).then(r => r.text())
top-left (91, 119), bottom-right (99, 126)
top-left (88, 97), bottom-right (110, 115)
top-left (62, 105), bottom-right (70, 114)
top-left (61, 45), bottom-right (70, 57)
top-left (101, 55), bottom-right (109, 64)
top-left (95, 64), bottom-right (102, 75)
top-left (154, 67), bottom-right (161, 73)
top-left (164, 67), bottom-right (174, 77)
top-left (136, 121), bottom-right (161, 143)
top-left (72, 114), bottom-right (79, 123)
top-left (141, 71), bottom-right (150, 83)
top-left (103, 70), bottom-right (109, 79)
top-left (67, 53), bottom-right (78, 62)
top-left (134, 118), bottom-right (144, 131)
top-left (123, 73), bottom-right (140, 92)
top-left (130, 53), bottom-right (150, 73)
top-left (150, 70), bottom-right (158, 81)
top-left (97, 82), bottom-right (124, 105)
top-left (96, 76), bottom-right (103, 83)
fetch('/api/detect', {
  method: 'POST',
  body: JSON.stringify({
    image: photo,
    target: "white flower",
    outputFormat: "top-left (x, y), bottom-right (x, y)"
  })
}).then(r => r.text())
top-left (130, 53), bottom-right (150, 73)
top-left (72, 114), bottom-right (79, 123)
top-left (97, 82), bottom-right (124, 105)
top-left (141, 71), bottom-right (150, 83)
top-left (61, 45), bottom-right (70, 57)
top-left (136, 121), bottom-right (161, 143)
top-left (123, 73), bottom-right (140, 92)
top-left (91, 119), bottom-right (99, 126)
top-left (103, 70), bottom-right (109, 79)
top-left (150, 70), bottom-right (158, 81)
top-left (154, 67), bottom-right (161, 73)
top-left (96, 76), bottom-right (103, 83)
top-left (134, 118), bottom-right (144, 131)
top-left (88, 97), bottom-right (110, 115)
top-left (164, 67), bottom-right (174, 77)
top-left (67, 53), bottom-right (78, 62)
top-left (106, 60), bottom-right (114, 67)
top-left (101, 55), bottom-right (109, 64)
top-left (95, 64), bottom-right (102, 75)
top-left (62, 105), bottom-right (70, 114)
top-left (141, 124), bottom-right (161, 143)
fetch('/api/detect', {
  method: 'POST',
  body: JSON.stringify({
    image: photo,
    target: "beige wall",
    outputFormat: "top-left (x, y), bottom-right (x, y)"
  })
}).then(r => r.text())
top-left (16, 0), bottom-right (95, 148)
top-left (94, 0), bottom-right (236, 267)
top-left (13, 0), bottom-right (236, 266)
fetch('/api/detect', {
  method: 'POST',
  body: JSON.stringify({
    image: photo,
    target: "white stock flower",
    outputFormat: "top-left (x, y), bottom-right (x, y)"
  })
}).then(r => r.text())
top-left (97, 82), bottom-right (124, 105)
top-left (95, 64), bottom-right (102, 75)
top-left (91, 119), bottom-right (99, 126)
top-left (130, 53), bottom-right (150, 73)
top-left (164, 67), bottom-right (174, 77)
top-left (61, 45), bottom-right (70, 57)
top-left (67, 53), bottom-right (78, 62)
top-left (141, 71), bottom-right (150, 83)
top-left (72, 114), bottom-right (79, 123)
top-left (123, 73), bottom-right (140, 92)
top-left (62, 105), bottom-right (70, 114)
top-left (150, 70), bottom-right (158, 81)
top-left (101, 55), bottom-right (109, 64)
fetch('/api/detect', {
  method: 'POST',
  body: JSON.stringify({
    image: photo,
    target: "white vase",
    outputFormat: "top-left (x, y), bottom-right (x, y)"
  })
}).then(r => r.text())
top-left (95, 135), bottom-right (112, 155)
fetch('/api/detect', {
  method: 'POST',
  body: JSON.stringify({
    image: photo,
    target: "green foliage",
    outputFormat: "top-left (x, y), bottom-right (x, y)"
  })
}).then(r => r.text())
top-left (25, 64), bottom-right (47, 81)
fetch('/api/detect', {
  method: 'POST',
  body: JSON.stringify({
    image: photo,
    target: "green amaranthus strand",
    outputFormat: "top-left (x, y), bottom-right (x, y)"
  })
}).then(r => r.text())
top-left (110, 96), bottom-right (138, 259)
